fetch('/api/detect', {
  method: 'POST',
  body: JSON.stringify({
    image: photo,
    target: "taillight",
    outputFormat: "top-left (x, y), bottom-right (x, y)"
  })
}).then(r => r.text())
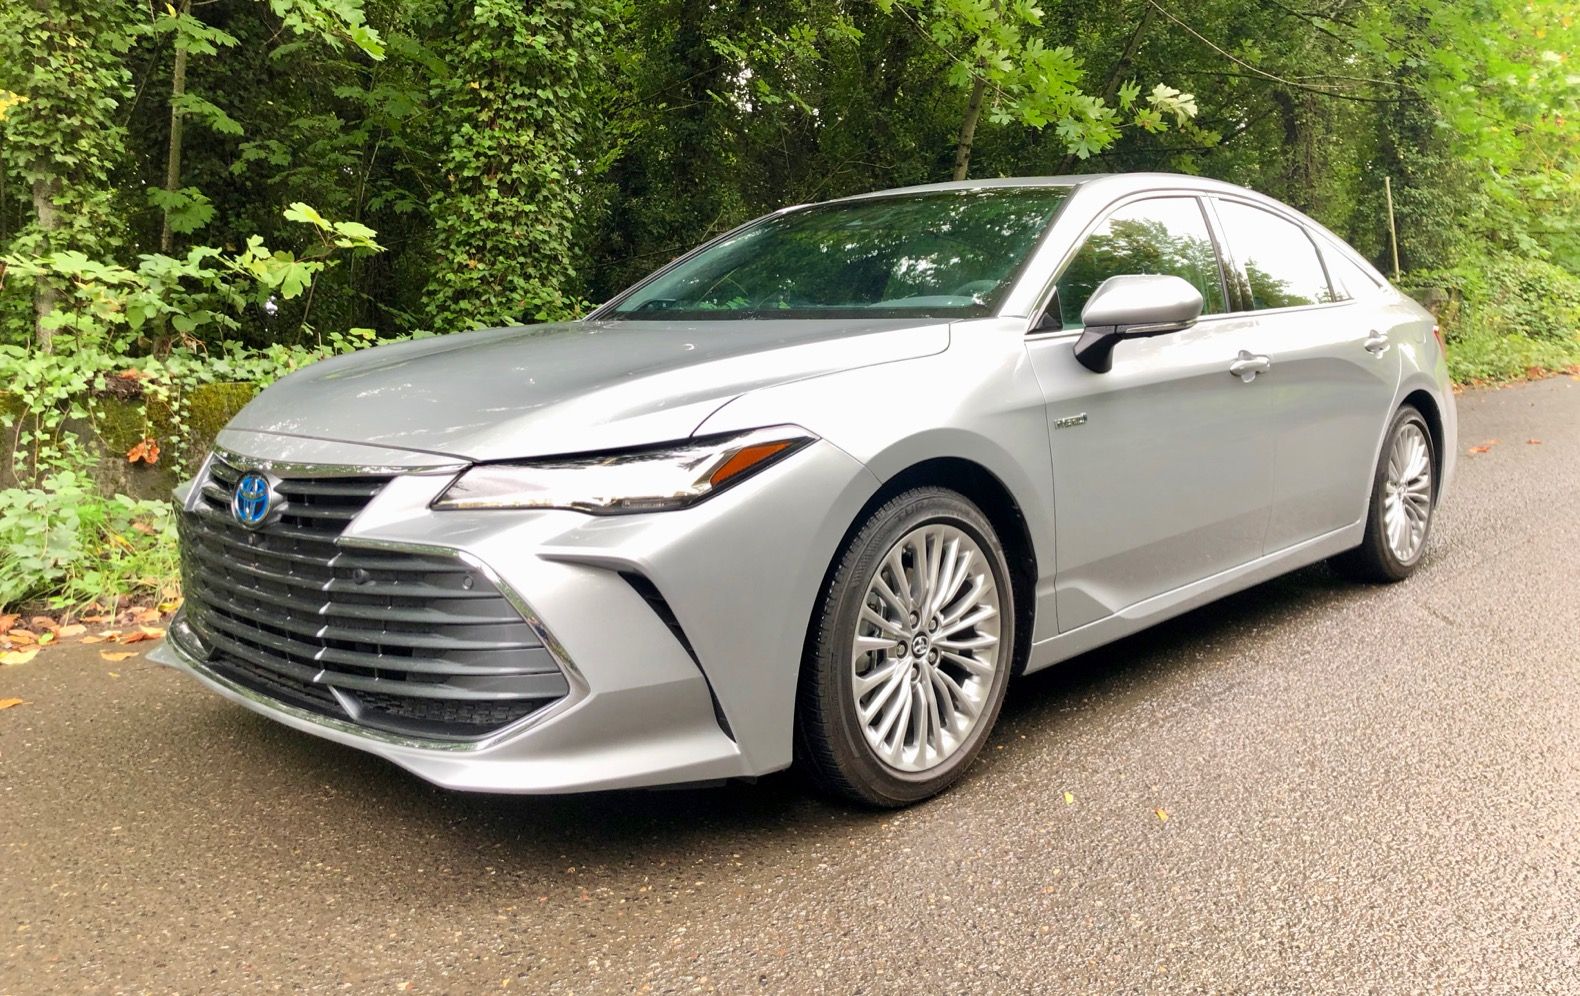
top-left (1432, 324), bottom-right (1445, 350)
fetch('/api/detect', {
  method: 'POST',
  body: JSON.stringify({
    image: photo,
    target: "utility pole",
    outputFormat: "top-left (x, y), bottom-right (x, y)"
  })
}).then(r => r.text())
top-left (1384, 176), bottom-right (1401, 281)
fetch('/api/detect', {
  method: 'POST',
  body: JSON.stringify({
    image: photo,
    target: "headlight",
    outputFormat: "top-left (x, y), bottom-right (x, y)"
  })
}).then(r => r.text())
top-left (431, 427), bottom-right (816, 514)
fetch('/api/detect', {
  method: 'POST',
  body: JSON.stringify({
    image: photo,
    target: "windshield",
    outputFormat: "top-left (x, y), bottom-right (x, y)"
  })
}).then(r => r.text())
top-left (605, 187), bottom-right (1070, 321)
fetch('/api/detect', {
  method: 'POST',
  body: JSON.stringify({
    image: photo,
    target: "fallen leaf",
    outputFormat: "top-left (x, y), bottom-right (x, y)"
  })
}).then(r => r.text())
top-left (57, 624), bottom-right (86, 638)
top-left (6, 629), bottom-right (37, 645)
top-left (1155, 808), bottom-right (1170, 822)
top-left (1468, 439), bottom-right (1499, 455)
top-left (100, 651), bottom-right (138, 662)
top-left (1, 649), bottom-right (39, 666)
top-left (139, 625), bottom-right (166, 638)
top-left (1063, 791), bottom-right (1075, 805)
top-left (117, 631), bottom-right (155, 645)
top-left (1527, 438), bottom-right (1543, 445)
top-left (0, 697), bottom-right (24, 710)
top-left (30, 616), bottom-right (58, 632)
top-left (133, 606), bottom-right (163, 623)
top-left (81, 635), bottom-right (106, 645)
top-left (81, 614), bottom-right (110, 624)
top-left (0, 613), bottom-right (18, 632)
top-left (107, 671), bottom-right (121, 678)
top-left (126, 437), bottom-right (161, 465)
top-left (36, 631), bottom-right (55, 645)
top-left (156, 599), bottom-right (183, 614)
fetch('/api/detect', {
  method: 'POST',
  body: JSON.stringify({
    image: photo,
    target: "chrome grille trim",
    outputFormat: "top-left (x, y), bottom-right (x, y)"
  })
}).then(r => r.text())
top-left (177, 452), bottom-right (574, 741)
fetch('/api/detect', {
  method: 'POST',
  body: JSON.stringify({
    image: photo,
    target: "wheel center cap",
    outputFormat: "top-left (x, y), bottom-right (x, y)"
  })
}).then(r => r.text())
top-left (911, 634), bottom-right (931, 657)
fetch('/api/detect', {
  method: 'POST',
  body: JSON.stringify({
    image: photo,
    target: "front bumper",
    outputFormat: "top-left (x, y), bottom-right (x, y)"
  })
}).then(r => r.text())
top-left (154, 432), bottom-right (880, 793)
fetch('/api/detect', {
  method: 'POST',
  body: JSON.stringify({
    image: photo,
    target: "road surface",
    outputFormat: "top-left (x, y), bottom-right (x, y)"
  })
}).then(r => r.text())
top-left (3, 376), bottom-right (1578, 993)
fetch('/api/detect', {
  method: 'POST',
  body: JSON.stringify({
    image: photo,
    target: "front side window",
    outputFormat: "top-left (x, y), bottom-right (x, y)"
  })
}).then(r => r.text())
top-left (606, 187), bottom-right (1070, 321)
top-left (1053, 198), bottom-right (1226, 329)
top-left (1214, 201), bottom-right (1333, 310)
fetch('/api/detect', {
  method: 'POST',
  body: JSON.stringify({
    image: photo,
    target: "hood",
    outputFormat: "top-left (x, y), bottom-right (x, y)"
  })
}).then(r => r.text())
top-left (226, 318), bottom-right (950, 461)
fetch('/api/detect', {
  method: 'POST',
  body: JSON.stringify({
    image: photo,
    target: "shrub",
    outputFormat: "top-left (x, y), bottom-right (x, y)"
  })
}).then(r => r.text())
top-left (1415, 253), bottom-right (1580, 383)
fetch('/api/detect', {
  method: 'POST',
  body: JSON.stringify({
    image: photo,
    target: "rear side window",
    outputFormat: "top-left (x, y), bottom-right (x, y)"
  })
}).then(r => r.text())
top-left (1214, 201), bottom-right (1333, 310)
top-left (1054, 197), bottom-right (1226, 329)
top-left (1321, 245), bottom-right (1384, 301)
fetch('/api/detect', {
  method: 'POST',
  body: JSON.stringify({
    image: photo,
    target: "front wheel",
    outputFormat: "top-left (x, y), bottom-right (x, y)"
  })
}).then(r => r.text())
top-left (796, 488), bottom-right (1015, 807)
top-left (1333, 405), bottom-right (1437, 583)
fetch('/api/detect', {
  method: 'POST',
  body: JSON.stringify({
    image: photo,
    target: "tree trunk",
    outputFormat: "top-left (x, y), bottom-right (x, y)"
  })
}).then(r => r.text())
top-left (951, 74), bottom-right (989, 181)
top-left (29, 175), bottom-right (60, 353)
top-left (160, 1), bottom-right (191, 254)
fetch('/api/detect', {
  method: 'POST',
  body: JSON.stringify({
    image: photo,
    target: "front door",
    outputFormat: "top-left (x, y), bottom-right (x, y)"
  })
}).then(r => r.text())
top-left (1026, 196), bottom-right (1278, 633)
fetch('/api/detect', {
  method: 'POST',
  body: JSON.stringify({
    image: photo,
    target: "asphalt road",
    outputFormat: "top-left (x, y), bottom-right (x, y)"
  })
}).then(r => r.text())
top-left (3, 377), bottom-right (1578, 995)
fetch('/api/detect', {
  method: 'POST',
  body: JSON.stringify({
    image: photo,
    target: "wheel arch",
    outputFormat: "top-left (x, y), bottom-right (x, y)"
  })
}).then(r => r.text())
top-left (801, 455), bottom-right (1040, 681)
top-left (1400, 387), bottom-right (1446, 502)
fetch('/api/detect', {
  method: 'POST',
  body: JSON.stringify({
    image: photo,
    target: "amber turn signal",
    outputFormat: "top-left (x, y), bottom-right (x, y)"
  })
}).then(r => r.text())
top-left (710, 441), bottom-right (796, 487)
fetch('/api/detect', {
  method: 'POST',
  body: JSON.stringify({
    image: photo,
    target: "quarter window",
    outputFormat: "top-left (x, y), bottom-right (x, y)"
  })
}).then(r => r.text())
top-left (1053, 198), bottom-right (1226, 329)
top-left (1321, 245), bottom-right (1383, 301)
top-left (1214, 201), bottom-right (1333, 310)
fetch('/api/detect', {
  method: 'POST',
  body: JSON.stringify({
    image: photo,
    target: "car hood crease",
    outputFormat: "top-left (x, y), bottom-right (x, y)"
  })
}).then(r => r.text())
top-left (225, 318), bottom-right (950, 461)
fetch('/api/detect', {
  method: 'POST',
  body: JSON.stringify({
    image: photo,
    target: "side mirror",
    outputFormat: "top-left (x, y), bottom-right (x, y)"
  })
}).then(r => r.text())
top-left (1073, 274), bottom-right (1204, 373)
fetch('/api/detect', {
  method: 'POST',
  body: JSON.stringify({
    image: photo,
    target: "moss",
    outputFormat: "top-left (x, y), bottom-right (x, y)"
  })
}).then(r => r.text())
top-left (91, 394), bottom-right (150, 456)
top-left (185, 381), bottom-right (256, 453)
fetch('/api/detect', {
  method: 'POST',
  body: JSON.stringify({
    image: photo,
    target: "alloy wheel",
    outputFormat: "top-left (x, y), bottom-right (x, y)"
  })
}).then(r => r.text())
top-left (1383, 421), bottom-right (1433, 563)
top-left (849, 523), bottom-right (1002, 773)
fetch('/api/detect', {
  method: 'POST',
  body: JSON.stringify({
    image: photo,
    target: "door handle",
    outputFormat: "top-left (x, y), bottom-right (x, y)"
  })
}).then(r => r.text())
top-left (1363, 330), bottom-right (1391, 355)
top-left (1229, 350), bottom-right (1272, 382)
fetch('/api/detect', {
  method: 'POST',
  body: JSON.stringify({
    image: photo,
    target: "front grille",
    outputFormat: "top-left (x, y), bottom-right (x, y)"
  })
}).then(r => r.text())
top-left (176, 454), bottom-right (570, 740)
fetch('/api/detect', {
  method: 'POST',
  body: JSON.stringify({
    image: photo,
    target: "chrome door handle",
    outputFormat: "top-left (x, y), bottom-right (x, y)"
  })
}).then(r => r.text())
top-left (1363, 330), bottom-right (1391, 355)
top-left (1229, 350), bottom-right (1271, 382)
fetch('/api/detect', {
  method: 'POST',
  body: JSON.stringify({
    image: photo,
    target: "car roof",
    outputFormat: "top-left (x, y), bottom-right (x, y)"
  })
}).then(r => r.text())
top-left (817, 172), bottom-right (1258, 205)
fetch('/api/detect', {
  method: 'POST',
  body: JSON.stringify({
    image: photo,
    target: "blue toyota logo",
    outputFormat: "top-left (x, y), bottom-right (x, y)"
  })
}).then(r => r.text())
top-left (231, 472), bottom-right (273, 528)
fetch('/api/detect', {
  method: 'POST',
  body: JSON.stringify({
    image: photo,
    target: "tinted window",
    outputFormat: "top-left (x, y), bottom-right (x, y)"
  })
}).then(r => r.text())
top-left (607, 187), bottom-right (1070, 320)
top-left (1215, 201), bottom-right (1332, 309)
top-left (1054, 198), bottom-right (1225, 329)
top-left (1321, 245), bottom-right (1383, 301)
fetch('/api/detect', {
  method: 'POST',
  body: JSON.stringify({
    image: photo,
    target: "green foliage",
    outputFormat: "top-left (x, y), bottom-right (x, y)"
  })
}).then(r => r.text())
top-left (421, 0), bottom-right (605, 329)
top-left (0, 0), bottom-right (136, 307)
top-left (0, 472), bottom-right (178, 611)
top-left (1422, 254), bottom-right (1580, 383)
top-left (1445, 328), bottom-right (1580, 385)
top-left (878, 0), bottom-right (1200, 159)
top-left (0, 192), bottom-right (397, 611)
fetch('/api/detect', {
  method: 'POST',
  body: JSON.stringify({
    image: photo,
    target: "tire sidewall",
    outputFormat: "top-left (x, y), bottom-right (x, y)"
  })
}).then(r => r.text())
top-left (1369, 406), bottom-right (1436, 577)
top-left (811, 489), bottom-right (1015, 805)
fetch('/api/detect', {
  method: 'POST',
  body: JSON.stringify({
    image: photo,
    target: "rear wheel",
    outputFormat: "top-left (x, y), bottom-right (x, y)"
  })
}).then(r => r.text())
top-left (796, 488), bottom-right (1014, 807)
top-left (1333, 405), bottom-right (1436, 582)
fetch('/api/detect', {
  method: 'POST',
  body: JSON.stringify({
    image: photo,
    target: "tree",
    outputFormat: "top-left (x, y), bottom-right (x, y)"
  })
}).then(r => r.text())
top-left (421, 0), bottom-right (605, 329)
top-left (0, 0), bottom-right (136, 351)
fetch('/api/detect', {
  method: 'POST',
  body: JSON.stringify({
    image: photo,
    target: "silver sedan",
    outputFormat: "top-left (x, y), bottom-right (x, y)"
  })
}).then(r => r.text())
top-left (152, 173), bottom-right (1456, 806)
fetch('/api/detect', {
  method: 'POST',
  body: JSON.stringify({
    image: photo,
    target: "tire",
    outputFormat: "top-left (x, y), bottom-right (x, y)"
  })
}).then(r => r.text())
top-left (796, 487), bottom-right (1015, 807)
top-left (1332, 405), bottom-right (1437, 583)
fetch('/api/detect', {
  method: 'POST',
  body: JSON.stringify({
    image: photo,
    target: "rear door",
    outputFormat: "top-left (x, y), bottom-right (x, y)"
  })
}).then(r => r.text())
top-left (1026, 195), bottom-right (1277, 633)
top-left (1207, 197), bottom-right (1403, 551)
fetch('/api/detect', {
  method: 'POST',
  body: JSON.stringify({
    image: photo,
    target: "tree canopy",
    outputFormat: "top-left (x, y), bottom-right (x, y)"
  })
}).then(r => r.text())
top-left (3, 0), bottom-right (1577, 346)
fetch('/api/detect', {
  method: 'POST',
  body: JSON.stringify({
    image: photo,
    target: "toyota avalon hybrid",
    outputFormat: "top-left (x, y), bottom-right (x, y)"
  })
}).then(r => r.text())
top-left (152, 173), bottom-right (1455, 806)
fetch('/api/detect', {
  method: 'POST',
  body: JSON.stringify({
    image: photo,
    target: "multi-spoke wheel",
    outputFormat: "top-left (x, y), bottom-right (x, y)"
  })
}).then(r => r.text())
top-left (1334, 405), bottom-right (1437, 583)
top-left (797, 488), bottom-right (1015, 807)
